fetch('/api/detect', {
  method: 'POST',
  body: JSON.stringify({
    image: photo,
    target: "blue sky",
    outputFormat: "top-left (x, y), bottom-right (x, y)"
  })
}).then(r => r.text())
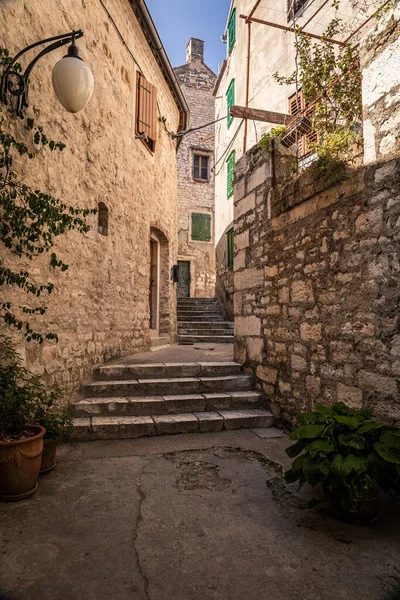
top-left (146, 0), bottom-right (231, 74)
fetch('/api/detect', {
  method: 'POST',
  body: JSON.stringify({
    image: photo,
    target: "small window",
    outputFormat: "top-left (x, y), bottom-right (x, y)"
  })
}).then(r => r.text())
top-left (228, 8), bottom-right (236, 54)
top-left (136, 72), bottom-right (158, 153)
top-left (193, 154), bottom-right (210, 181)
top-left (226, 150), bottom-right (236, 199)
top-left (191, 213), bottom-right (211, 242)
top-left (227, 228), bottom-right (234, 270)
top-left (288, 0), bottom-right (308, 20)
top-left (98, 202), bottom-right (109, 236)
top-left (226, 79), bottom-right (235, 128)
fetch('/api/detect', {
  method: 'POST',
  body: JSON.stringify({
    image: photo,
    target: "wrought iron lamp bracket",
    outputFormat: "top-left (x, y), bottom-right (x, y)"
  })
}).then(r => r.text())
top-left (0, 30), bottom-right (84, 118)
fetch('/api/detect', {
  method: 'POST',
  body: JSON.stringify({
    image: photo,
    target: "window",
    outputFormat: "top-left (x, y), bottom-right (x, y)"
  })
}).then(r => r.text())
top-left (287, 0), bottom-right (308, 20)
top-left (98, 202), bottom-right (109, 236)
top-left (226, 150), bottom-right (236, 199)
top-left (226, 79), bottom-right (235, 128)
top-left (136, 72), bottom-right (158, 152)
top-left (288, 90), bottom-right (317, 157)
top-left (191, 213), bottom-right (212, 242)
top-left (193, 154), bottom-right (210, 181)
top-left (228, 8), bottom-right (236, 54)
top-left (227, 228), bottom-right (234, 270)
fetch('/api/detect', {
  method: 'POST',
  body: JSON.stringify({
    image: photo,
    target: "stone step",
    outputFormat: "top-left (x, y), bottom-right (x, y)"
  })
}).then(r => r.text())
top-left (177, 321), bottom-right (234, 330)
top-left (178, 335), bottom-right (234, 344)
top-left (178, 307), bottom-right (222, 312)
top-left (150, 336), bottom-right (170, 350)
top-left (71, 390), bottom-right (263, 417)
top-left (94, 361), bottom-right (243, 380)
top-left (82, 374), bottom-right (253, 398)
top-left (177, 298), bottom-right (219, 302)
top-left (177, 302), bottom-right (220, 307)
top-left (178, 315), bottom-right (225, 322)
top-left (178, 328), bottom-right (234, 336)
top-left (72, 409), bottom-right (274, 441)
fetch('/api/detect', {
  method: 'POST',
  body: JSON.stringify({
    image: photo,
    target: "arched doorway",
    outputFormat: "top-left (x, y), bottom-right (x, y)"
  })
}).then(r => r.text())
top-left (149, 227), bottom-right (170, 337)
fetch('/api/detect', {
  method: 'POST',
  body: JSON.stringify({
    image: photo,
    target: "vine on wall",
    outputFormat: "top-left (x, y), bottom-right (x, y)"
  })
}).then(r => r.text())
top-left (0, 48), bottom-right (96, 343)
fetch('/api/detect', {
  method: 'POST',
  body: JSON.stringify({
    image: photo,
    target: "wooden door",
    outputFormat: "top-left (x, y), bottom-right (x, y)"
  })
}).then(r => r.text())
top-left (177, 261), bottom-right (191, 298)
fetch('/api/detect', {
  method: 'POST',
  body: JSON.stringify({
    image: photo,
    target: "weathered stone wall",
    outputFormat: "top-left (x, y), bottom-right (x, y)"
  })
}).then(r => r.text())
top-left (1, 0), bottom-right (181, 401)
top-left (234, 144), bottom-right (400, 423)
top-left (215, 226), bottom-right (234, 321)
top-left (174, 40), bottom-right (217, 298)
top-left (362, 9), bottom-right (400, 164)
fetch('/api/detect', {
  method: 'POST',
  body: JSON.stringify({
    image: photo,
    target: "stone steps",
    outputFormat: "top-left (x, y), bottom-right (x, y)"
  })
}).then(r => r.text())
top-left (72, 358), bottom-right (273, 441)
top-left (177, 297), bottom-right (233, 344)
top-left (72, 409), bottom-right (273, 441)
top-left (82, 374), bottom-right (252, 398)
top-left (178, 335), bottom-right (234, 344)
top-left (177, 321), bottom-right (234, 330)
top-left (94, 361), bottom-right (243, 380)
top-left (72, 390), bottom-right (263, 417)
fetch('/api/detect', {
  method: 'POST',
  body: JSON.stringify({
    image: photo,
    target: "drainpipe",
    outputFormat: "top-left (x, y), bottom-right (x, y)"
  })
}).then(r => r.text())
top-left (243, 21), bottom-right (251, 153)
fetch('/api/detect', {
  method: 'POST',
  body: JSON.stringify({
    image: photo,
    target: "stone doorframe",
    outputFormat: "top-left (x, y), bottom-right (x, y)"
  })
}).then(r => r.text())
top-left (150, 226), bottom-right (171, 337)
top-left (177, 254), bottom-right (197, 298)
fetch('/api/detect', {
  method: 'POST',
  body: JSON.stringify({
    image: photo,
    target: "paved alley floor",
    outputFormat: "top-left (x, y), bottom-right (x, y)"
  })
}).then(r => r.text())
top-left (0, 429), bottom-right (400, 600)
top-left (109, 342), bottom-right (234, 365)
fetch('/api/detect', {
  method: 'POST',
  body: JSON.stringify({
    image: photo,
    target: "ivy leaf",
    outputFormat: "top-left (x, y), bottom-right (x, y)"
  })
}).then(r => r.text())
top-left (357, 421), bottom-right (385, 434)
top-left (292, 453), bottom-right (307, 472)
top-left (285, 469), bottom-right (301, 484)
top-left (380, 432), bottom-right (400, 448)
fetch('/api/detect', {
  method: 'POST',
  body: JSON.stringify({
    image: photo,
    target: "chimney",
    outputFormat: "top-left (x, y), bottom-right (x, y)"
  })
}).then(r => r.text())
top-left (186, 38), bottom-right (204, 63)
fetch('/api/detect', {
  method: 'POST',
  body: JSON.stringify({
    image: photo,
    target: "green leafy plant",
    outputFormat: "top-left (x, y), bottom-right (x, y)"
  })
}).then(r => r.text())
top-left (33, 398), bottom-right (73, 440)
top-left (0, 47), bottom-right (97, 343)
top-left (273, 1), bottom-right (362, 170)
top-left (285, 403), bottom-right (400, 513)
top-left (0, 335), bottom-right (64, 441)
top-left (260, 125), bottom-right (288, 149)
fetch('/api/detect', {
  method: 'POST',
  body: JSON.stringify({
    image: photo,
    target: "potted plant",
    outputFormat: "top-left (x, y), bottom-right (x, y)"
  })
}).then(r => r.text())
top-left (285, 402), bottom-right (400, 523)
top-left (34, 398), bottom-right (73, 473)
top-left (0, 336), bottom-right (46, 501)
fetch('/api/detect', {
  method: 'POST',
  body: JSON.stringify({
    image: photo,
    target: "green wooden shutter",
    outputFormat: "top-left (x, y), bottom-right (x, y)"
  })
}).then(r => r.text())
top-left (226, 150), bottom-right (236, 199)
top-left (228, 8), bottom-right (236, 54)
top-left (227, 79), bottom-right (235, 128)
top-left (191, 213), bottom-right (211, 241)
top-left (227, 228), bottom-right (234, 270)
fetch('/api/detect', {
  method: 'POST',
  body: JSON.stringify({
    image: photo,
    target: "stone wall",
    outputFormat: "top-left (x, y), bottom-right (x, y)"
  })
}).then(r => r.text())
top-left (362, 9), bottom-right (400, 164)
top-left (174, 40), bottom-right (217, 298)
top-left (1, 0), bottom-right (182, 401)
top-left (215, 226), bottom-right (235, 321)
top-left (233, 144), bottom-right (400, 423)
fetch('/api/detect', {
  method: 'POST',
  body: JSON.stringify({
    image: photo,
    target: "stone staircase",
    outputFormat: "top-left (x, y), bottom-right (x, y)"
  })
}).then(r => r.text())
top-left (71, 361), bottom-right (273, 441)
top-left (177, 297), bottom-right (234, 344)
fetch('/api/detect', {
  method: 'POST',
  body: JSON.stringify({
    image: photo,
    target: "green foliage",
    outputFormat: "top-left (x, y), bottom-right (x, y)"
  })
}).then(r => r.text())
top-left (0, 47), bottom-right (97, 343)
top-left (285, 402), bottom-right (400, 513)
top-left (259, 125), bottom-right (288, 150)
top-left (273, 1), bottom-right (362, 169)
top-left (0, 335), bottom-right (69, 440)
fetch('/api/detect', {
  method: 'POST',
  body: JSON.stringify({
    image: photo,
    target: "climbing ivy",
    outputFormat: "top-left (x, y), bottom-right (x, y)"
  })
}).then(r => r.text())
top-left (0, 48), bottom-right (97, 343)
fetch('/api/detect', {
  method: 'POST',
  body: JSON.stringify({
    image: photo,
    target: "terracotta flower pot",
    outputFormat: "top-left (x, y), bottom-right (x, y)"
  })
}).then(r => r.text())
top-left (0, 425), bottom-right (45, 501)
top-left (40, 437), bottom-right (58, 474)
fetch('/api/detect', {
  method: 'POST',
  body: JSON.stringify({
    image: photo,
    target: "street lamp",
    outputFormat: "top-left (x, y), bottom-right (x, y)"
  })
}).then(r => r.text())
top-left (0, 30), bottom-right (94, 118)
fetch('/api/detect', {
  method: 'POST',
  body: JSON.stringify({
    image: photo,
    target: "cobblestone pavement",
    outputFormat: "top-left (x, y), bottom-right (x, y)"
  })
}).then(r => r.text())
top-left (0, 430), bottom-right (399, 600)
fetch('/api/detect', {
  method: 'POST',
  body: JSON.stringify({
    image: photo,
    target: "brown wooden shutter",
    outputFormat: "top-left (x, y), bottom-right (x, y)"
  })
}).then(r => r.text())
top-left (289, 91), bottom-right (306, 157)
top-left (136, 72), bottom-right (158, 151)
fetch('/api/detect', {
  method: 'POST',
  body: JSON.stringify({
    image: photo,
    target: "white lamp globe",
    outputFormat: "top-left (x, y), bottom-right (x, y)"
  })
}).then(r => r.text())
top-left (52, 42), bottom-right (94, 113)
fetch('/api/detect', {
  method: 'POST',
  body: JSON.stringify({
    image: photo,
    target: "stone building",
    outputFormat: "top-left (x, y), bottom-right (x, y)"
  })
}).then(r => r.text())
top-left (0, 0), bottom-right (189, 399)
top-left (174, 39), bottom-right (217, 298)
top-left (231, 8), bottom-right (400, 423)
top-left (213, 0), bottom-right (386, 318)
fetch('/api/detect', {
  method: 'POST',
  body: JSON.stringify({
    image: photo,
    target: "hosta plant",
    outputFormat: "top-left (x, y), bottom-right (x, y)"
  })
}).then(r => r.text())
top-left (285, 403), bottom-right (400, 517)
